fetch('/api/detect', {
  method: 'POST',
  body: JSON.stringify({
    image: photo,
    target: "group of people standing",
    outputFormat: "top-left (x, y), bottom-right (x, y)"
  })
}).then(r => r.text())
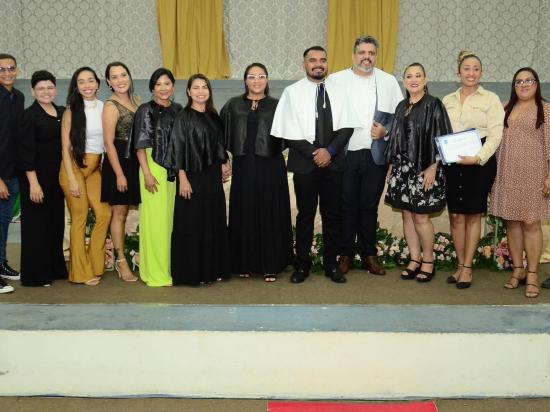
top-left (0, 34), bottom-right (549, 298)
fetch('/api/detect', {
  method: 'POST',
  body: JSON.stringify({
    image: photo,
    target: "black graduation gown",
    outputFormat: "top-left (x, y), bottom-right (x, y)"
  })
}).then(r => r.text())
top-left (164, 107), bottom-right (229, 286)
top-left (220, 96), bottom-right (292, 274)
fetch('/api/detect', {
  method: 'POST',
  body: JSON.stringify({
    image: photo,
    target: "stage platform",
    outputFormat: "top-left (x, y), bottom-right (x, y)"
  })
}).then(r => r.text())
top-left (2, 241), bottom-right (550, 401)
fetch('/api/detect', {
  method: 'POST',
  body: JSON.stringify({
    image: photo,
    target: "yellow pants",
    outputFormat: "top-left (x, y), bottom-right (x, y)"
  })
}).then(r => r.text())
top-left (59, 154), bottom-right (112, 283)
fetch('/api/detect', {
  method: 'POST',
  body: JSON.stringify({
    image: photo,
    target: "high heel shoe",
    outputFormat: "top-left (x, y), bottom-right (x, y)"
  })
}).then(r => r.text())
top-left (525, 271), bottom-right (540, 298)
top-left (416, 260), bottom-right (435, 283)
top-left (446, 263), bottom-right (462, 284)
top-left (401, 259), bottom-right (421, 280)
top-left (504, 265), bottom-right (526, 289)
top-left (115, 258), bottom-right (138, 282)
top-left (456, 265), bottom-right (472, 289)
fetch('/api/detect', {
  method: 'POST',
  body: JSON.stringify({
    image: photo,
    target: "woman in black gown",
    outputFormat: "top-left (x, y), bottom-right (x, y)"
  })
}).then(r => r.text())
top-left (165, 73), bottom-right (229, 286)
top-left (18, 70), bottom-right (68, 286)
top-left (221, 63), bottom-right (292, 281)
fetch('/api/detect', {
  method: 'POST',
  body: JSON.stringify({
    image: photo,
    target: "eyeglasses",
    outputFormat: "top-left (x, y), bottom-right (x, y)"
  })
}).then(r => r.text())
top-left (0, 66), bottom-right (16, 74)
top-left (246, 74), bottom-right (267, 81)
top-left (514, 78), bottom-right (536, 87)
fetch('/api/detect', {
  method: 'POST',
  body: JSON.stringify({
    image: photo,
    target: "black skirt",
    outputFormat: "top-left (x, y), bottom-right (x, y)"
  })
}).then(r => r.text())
top-left (101, 140), bottom-right (141, 206)
top-left (171, 163), bottom-right (230, 286)
top-left (228, 152), bottom-right (293, 274)
top-left (444, 154), bottom-right (497, 214)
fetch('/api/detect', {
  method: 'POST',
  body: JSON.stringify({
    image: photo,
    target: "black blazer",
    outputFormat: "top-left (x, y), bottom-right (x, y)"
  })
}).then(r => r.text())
top-left (286, 127), bottom-right (353, 174)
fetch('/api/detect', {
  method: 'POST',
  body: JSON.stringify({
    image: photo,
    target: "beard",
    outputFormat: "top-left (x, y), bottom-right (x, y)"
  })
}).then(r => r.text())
top-left (354, 61), bottom-right (374, 74)
top-left (308, 66), bottom-right (326, 80)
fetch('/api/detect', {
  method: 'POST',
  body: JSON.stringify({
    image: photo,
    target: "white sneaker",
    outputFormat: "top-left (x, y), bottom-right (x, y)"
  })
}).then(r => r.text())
top-left (0, 280), bottom-right (14, 294)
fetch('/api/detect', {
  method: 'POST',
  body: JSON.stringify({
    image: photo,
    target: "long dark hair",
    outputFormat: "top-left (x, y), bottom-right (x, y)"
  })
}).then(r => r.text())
top-left (504, 67), bottom-right (546, 129)
top-left (185, 73), bottom-right (216, 114)
top-left (105, 61), bottom-right (137, 106)
top-left (242, 62), bottom-right (270, 97)
top-left (67, 67), bottom-right (100, 168)
top-left (403, 62), bottom-right (429, 100)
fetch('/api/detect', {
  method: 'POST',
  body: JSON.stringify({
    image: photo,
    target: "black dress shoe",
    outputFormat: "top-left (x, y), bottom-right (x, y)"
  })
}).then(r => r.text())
top-left (456, 265), bottom-right (472, 289)
top-left (541, 277), bottom-right (550, 289)
top-left (325, 268), bottom-right (347, 283)
top-left (290, 269), bottom-right (309, 284)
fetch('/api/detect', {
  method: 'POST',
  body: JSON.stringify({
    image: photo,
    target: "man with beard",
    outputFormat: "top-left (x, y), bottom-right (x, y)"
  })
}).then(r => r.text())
top-left (271, 46), bottom-right (358, 283)
top-left (330, 35), bottom-right (403, 276)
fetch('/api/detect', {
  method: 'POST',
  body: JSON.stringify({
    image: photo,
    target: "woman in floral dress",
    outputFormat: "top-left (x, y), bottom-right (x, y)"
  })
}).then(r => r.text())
top-left (385, 63), bottom-right (452, 282)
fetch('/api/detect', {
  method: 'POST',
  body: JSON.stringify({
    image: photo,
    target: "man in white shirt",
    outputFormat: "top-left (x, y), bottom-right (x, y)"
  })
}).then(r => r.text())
top-left (330, 35), bottom-right (403, 275)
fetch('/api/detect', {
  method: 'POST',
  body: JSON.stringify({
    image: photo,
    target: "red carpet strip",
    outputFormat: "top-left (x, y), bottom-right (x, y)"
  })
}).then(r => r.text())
top-left (267, 401), bottom-right (437, 412)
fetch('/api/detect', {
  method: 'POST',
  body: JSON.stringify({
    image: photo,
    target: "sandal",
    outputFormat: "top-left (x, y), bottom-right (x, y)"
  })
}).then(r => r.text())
top-left (456, 265), bottom-right (472, 289)
top-left (264, 274), bottom-right (277, 282)
top-left (446, 263), bottom-right (463, 284)
top-left (84, 277), bottom-right (100, 286)
top-left (416, 260), bottom-right (436, 283)
top-left (525, 271), bottom-right (540, 298)
top-left (401, 259), bottom-right (421, 280)
top-left (504, 265), bottom-right (526, 289)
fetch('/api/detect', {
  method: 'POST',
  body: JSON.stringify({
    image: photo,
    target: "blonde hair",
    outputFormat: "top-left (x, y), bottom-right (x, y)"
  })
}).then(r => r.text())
top-left (457, 50), bottom-right (482, 73)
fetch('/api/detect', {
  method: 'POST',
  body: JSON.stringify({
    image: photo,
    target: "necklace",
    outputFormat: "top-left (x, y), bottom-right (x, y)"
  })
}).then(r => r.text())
top-left (247, 94), bottom-right (265, 111)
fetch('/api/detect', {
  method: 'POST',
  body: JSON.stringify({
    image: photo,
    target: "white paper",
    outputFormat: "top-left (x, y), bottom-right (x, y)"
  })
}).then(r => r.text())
top-left (435, 129), bottom-right (482, 165)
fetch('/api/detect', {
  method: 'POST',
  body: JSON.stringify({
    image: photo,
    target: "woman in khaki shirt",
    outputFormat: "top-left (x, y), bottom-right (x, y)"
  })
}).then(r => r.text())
top-left (442, 50), bottom-right (504, 289)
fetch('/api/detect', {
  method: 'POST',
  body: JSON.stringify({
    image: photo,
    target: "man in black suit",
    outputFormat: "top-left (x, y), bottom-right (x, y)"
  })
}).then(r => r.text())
top-left (271, 46), bottom-right (356, 283)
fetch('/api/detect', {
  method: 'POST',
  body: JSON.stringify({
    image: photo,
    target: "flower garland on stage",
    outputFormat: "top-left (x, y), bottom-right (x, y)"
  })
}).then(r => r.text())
top-left (309, 215), bottom-right (513, 272)
top-left (91, 212), bottom-right (513, 273)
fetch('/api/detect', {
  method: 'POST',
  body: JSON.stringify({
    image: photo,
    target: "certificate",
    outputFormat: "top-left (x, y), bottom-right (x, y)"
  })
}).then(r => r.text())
top-left (435, 129), bottom-right (482, 165)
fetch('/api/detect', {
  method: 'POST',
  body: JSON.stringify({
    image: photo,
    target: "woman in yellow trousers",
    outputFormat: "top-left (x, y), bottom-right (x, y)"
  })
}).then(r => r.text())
top-left (59, 67), bottom-right (111, 285)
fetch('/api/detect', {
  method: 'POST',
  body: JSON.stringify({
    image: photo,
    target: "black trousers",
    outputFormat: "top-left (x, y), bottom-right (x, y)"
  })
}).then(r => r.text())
top-left (293, 168), bottom-right (342, 272)
top-left (341, 149), bottom-right (387, 257)
top-left (19, 175), bottom-right (68, 286)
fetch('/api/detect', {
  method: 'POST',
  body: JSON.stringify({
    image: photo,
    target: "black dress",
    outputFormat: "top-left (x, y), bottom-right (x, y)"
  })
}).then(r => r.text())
top-left (221, 96), bottom-right (292, 274)
top-left (17, 101), bottom-right (68, 286)
top-left (101, 99), bottom-right (141, 205)
top-left (385, 94), bottom-right (452, 214)
top-left (164, 107), bottom-right (229, 286)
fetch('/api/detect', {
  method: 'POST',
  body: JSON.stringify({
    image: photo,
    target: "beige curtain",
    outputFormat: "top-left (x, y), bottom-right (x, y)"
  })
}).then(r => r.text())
top-left (156, 0), bottom-right (231, 79)
top-left (327, 0), bottom-right (399, 74)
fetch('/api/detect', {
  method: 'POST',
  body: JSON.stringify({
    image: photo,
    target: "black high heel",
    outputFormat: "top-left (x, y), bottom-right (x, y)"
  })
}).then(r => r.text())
top-left (416, 260), bottom-right (435, 283)
top-left (456, 265), bottom-right (472, 289)
top-left (446, 263), bottom-right (462, 284)
top-left (401, 259), bottom-right (421, 280)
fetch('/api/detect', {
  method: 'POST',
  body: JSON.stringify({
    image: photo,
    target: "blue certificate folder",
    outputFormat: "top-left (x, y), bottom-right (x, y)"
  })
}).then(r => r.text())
top-left (435, 128), bottom-right (482, 165)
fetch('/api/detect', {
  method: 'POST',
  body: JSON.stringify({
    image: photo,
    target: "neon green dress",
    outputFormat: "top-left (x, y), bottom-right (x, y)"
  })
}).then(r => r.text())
top-left (132, 101), bottom-right (182, 286)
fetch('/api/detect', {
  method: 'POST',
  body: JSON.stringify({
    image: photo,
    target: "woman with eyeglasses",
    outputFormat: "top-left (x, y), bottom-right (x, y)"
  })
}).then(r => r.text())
top-left (490, 67), bottom-right (549, 298)
top-left (17, 70), bottom-right (68, 286)
top-left (220, 63), bottom-right (292, 282)
top-left (442, 50), bottom-right (504, 289)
